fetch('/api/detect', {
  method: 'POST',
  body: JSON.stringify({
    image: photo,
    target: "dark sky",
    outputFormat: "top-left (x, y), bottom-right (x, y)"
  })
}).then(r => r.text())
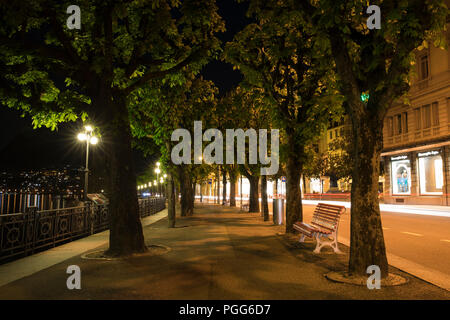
top-left (0, 1), bottom-right (250, 175)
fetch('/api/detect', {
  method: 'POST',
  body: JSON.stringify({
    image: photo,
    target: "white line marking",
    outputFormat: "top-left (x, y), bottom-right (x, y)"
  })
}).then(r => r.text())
top-left (382, 227), bottom-right (390, 230)
top-left (401, 231), bottom-right (423, 237)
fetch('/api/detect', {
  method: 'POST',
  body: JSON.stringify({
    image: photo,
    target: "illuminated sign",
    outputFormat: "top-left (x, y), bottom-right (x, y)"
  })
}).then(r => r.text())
top-left (417, 150), bottom-right (440, 158)
top-left (391, 155), bottom-right (408, 161)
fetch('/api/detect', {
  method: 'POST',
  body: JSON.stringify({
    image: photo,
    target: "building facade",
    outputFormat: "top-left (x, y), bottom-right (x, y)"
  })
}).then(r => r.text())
top-left (381, 26), bottom-right (450, 205)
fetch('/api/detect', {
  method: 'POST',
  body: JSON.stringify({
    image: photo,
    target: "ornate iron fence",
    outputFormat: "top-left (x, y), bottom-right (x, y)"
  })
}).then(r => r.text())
top-left (0, 197), bottom-right (166, 264)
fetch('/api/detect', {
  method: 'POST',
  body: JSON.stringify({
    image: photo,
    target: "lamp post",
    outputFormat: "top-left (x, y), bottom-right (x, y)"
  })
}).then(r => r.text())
top-left (155, 162), bottom-right (161, 196)
top-left (77, 125), bottom-right (98, 201)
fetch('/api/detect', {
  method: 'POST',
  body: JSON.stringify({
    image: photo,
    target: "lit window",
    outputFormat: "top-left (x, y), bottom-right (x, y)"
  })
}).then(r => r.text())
top-left (391, 159), bottom-right (411, 195)
top-left (418, 152), bottom-right (443, 195)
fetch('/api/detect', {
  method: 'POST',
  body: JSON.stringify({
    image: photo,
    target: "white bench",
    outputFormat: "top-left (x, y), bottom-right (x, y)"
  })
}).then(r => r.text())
top-left (293, 203), bottom-right (346, 254)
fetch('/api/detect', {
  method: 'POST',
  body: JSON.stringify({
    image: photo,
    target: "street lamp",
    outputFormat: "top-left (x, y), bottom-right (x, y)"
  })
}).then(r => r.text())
top-left (77, 125), bottom-right (99, 201)
top-left (155, 162), bottom-right (161, 196)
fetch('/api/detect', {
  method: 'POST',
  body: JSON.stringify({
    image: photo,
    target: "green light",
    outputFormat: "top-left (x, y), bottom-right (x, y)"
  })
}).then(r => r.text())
top-left (361, 93), bottom-right (369, 102)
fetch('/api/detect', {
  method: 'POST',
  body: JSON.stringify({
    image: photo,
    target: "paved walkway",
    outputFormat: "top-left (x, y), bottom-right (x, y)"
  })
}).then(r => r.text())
top-left (0, 204), bottom-right (449, 299)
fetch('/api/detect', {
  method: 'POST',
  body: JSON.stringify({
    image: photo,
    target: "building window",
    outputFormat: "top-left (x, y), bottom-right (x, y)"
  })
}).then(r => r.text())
top-left (329, 131), bottom-right (333, 139)
top-left (396, 114), bottom-right (402, 135)
top-left (391, 158), bottom-right (411, 195)
top-left (423, 104), bottom-right (431, 129)
top-left (419, 54), bottom-right (429, 80)
top-left (432, 102), bottom-right (439, 126)
top-left (418, 151), bottom-right (443, 195)
top-left (387, 117), bottom-right (393, 137)
top-left (403, 112), bottom-right (408, 133)
top-left (414, 108), bottom-right (421, 130)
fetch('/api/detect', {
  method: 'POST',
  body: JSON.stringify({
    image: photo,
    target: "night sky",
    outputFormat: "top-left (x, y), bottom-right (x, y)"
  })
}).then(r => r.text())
top-left (0, 1), bottom-right (250, 175)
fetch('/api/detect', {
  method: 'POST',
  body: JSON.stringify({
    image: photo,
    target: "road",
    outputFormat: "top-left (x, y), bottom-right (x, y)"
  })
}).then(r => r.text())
top-left (301, 201), bottom-right (450, 288)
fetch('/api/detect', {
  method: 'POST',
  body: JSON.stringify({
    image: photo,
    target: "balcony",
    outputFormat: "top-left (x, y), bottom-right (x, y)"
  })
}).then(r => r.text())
top-left (384, 123), bottom-right (448, 148)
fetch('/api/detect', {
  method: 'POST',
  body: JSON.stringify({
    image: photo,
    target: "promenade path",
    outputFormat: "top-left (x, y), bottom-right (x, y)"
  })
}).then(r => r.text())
top-left (0, 204), bottom-right (448, 299)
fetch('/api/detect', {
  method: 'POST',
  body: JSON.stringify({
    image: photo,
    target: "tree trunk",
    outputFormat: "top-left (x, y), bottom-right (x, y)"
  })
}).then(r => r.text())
top-left (261, 175), bottom-right (269, 221)
top-left (229, 169), bottom-right (237, 207)
top-left (248, 175), bottom-right (260, 213)
top-left (179, 166), bottom-right (194, 216)
top-left (101, 93), bottom-right (146, 256)
top-left (222, 168), bottom-right (227, 205)
top-left (167, 171), bottom-right (176, 228)
top-left (216, 169), bottom-right (220, 204)
top-left (285, 137), bottom-right (303, 233)
top-left (348, 110), bottom-right (388, 278)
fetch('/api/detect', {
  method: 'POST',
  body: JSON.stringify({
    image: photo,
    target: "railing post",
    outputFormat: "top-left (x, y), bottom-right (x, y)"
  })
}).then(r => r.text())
top-left (88, 202), bottom-right (94, 235)
top-left (24, 206), bottom-right (38, 254)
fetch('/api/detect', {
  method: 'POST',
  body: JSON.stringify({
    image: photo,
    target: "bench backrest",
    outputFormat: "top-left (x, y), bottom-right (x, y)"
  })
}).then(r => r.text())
top-left (311, 203), bottom-right (346, 232)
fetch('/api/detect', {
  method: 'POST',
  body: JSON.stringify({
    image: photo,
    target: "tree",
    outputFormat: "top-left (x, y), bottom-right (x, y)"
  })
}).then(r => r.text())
top-left (228, 86), bottom-right (274, 213)
top-left (225, 1), bottom-right (342, 231)
top-left (0, 0), bottom-right (224, 255)
top-left (132, 75), bottom-right (219, 218)
top-left (303, 0), bottom-right (447, 277)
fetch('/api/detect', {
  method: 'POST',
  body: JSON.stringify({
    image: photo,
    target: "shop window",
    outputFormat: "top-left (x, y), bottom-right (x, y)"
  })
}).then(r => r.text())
top-left (391, 159), bottom-right (411, 195)
top-left (418, 153), bottom-right (443, 195)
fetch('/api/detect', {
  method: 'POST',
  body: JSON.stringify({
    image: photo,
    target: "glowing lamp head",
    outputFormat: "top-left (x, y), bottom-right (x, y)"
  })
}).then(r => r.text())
top-left (156, 162), bottom-right (161, 167)
top-left (163, 174), bottom-right (167, 178)
top-left (155, 168), bottom-right (161, 174)
top-left (85, 125), bottom-right (93, 132)
top-left (90, 136), bottom-right (99, 145)
top-left (77, 133), bottom-right (87, 141)
top-left (154, 180), bottom-right (157, 184)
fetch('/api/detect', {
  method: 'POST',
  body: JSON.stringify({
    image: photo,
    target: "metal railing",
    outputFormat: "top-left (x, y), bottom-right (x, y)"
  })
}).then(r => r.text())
top-left (0, 197), bottom-right (166, 264)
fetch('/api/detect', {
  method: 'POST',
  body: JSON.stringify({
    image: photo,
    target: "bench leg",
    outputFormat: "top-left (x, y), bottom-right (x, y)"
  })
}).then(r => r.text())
top-left (313, 233), bottom-right (343, 254)
top-left (298, 234), bottom-right (306, 243)
top-left (313, 234), bottom-right (325, 253)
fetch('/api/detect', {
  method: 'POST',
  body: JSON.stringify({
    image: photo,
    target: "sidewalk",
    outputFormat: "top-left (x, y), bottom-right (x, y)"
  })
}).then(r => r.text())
top-left (0, 204), bottom-right (449, 299)
top-left (0, 209), bottom-right (168, 287)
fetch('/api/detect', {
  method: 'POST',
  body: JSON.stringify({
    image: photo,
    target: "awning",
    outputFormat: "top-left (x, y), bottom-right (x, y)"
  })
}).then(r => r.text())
top-left (381, 140), bottom-right (450, 157)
